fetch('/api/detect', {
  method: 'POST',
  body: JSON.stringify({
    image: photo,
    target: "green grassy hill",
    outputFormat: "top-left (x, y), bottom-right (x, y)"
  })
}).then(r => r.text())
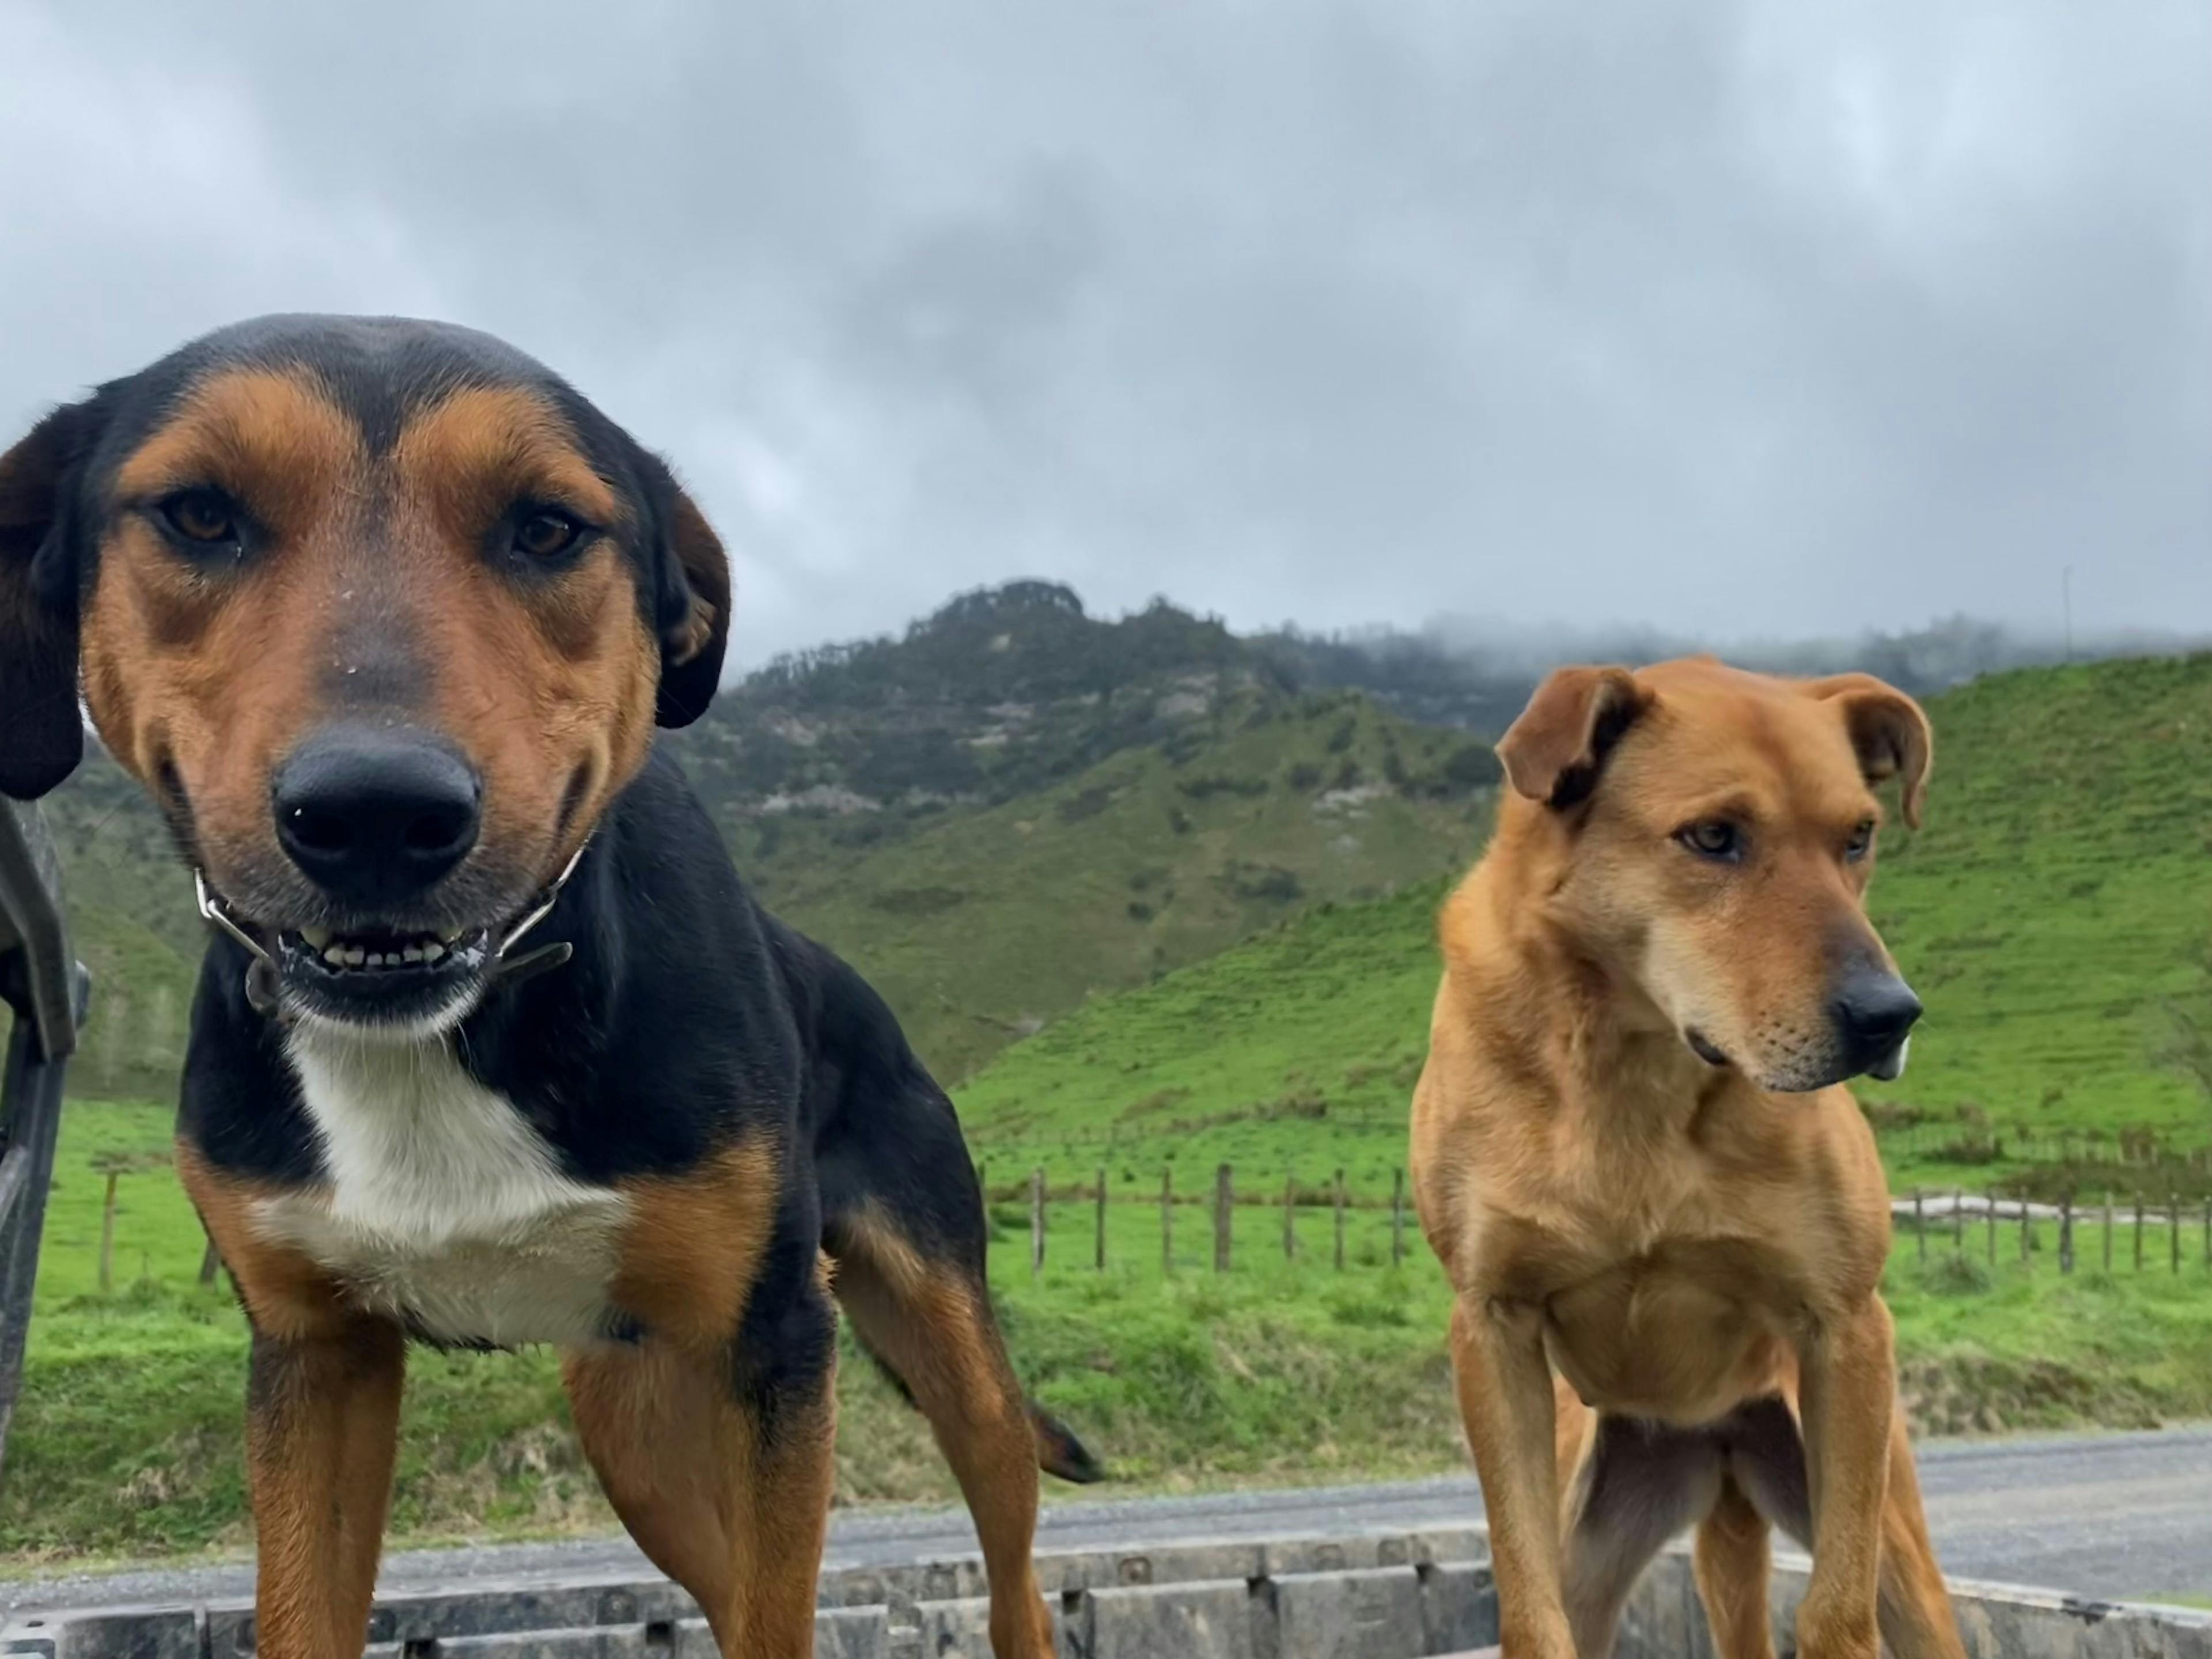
top-left (1860, 653), bottom-right (2212, 1146)
top-left (43, 586), bottom-right (2212, 1107)
top-left (961, 874), bottom-right (1445, 1193)
top-left (751, 692), bottom-right (1486, 1080)
top-left (38, 585), bottom-right (1499, 1092)
top-left (957, 652), bottom-right (2212, 1183)
top-left (39, 688), bottom-right (1488, 1093)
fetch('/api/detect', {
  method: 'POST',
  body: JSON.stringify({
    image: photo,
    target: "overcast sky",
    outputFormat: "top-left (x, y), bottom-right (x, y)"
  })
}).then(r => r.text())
top-left (4, 1), bottom-right (2206, 670)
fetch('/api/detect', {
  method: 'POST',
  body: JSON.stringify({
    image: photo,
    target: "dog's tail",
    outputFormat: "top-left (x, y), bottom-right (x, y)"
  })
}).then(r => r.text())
top-left (1028, 1400), bottom-right (1105, 1484)
top-left (854, 1338), bottom-right (1105, 1485)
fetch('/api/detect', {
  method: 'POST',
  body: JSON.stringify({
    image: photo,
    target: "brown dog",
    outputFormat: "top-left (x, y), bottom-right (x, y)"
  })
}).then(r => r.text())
top-left (1411, 658), bottom-right (1964, 1659)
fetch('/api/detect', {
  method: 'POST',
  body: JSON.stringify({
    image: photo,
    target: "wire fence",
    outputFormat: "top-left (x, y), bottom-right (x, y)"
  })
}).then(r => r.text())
top-left (50, 1157), bottom-right (2212, 1301)
top-left (1897, 1186), bottom-right (2212, 1277)
top-left (984, 1164), bottom-right (2212, 1281)
top-left (986, 1164), bottom-right (1419, 1277)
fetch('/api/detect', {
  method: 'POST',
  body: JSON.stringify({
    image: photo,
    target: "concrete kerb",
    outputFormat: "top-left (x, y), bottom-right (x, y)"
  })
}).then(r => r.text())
top-left (3, 1529), bottom-right (1498, 1659)
top-left (5, 1524), bottom-right (2208, 1658)
top-left (1617, 1546), bottom-right (2212, 1659)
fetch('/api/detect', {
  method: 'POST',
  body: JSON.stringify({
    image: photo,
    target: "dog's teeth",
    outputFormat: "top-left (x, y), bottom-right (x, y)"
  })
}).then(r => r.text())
top-left (342, 947), bottom-right (366, 967)
top-left (422, 941), bottom-right (445, 962)
top-left (440, 926), bottom-right (467, 944)
top-left (402, 945), bottom-right (425, 964)
top-left (302, 926), bottom-right (333, 949)
top-left (324, 945), bottom-right (347, 967)
top-left (368, 952), bottom-right (389, 967)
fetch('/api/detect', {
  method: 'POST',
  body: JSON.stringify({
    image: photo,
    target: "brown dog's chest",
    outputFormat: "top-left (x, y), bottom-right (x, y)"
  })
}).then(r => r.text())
top-left (1536, 1241), bottom-right (1794, 1423)
top-left (1476, 1143), bottom-right (1814, 1423)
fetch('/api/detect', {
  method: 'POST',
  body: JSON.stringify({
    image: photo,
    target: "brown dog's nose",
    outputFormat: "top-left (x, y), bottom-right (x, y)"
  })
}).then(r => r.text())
top-left (1832, 969), bottom-right (1922, 1073)
top-left (273, 727), bottom-right (481, 909)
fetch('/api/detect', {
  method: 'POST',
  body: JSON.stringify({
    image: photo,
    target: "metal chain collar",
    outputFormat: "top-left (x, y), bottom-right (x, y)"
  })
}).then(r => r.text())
top-left (193, 840), bottom-right (589, 1021)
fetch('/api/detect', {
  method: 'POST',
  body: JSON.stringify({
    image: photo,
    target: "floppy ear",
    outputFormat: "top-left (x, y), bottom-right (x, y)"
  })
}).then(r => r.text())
top-left (1495, 665), bottom-right (1650, 810)
top-left (0, 402), bottom-right (99, 800)
top-left (1804, 673), bottom-right (1933, 828)
top-left (640, 458), bottom-right (732, 729)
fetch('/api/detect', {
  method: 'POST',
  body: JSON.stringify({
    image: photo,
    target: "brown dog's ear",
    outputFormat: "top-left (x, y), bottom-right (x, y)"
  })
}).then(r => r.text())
top-left (1495, 665), bottom-right (1651, 810)
top-left (638, 454), bottom-right (732, 729)
top-left (1804, 673), bottom-right (1933, 828)
top-left (0, 400), bottom-right (100, 800)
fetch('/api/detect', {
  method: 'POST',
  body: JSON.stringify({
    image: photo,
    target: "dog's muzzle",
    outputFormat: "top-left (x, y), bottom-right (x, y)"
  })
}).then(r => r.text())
top-left (1832, 969), bottom-right (1922, 1084)
top-left (195, 841), bottom-right (585, 1027)
top-left (1865, 1033), bottom-right (1911, 1082)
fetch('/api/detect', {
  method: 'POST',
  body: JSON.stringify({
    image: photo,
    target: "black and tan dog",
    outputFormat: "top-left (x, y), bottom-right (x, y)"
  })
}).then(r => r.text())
top-left (0, 316), bottom-right (1099, 1658)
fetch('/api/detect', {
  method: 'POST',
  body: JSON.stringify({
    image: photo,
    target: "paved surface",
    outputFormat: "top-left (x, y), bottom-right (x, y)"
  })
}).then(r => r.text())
top-left (8, 1425), bottom-right (2209, 1620)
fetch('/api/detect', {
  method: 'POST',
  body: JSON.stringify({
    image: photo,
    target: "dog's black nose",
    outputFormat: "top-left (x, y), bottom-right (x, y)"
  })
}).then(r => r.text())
top-left (273, 728), bottom-right (481, 908)
top-left (1832, 970), bottom-right (1923, 1069)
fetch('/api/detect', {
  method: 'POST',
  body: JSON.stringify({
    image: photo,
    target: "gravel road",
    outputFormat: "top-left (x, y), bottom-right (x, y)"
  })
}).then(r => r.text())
top-left (9, 1424), bottom-right (2209, 1621)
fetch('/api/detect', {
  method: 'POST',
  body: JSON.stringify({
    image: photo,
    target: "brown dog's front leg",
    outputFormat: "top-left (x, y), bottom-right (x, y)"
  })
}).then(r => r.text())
top-left (1876, 1410), bottom-right (1968, 1658)
top-left (244, 1320), bottom-right (406, 1659)
top-left (1794, 1298), bottom-right (1896, 1659)
top-left (1449, 1296), bottom-right (1576, 1659)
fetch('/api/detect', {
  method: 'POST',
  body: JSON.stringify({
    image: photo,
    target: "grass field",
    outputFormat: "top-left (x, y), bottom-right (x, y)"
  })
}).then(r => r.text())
top-left (9, 1095), bottom-right (2211, 1566)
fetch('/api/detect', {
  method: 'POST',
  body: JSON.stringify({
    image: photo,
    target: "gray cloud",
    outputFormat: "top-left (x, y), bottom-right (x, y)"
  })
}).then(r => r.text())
top-left (4, 0), bottom-right (2205, 668)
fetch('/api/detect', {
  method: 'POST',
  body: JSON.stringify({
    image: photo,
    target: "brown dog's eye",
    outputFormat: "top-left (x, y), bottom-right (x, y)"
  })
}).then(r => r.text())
top-left (1845, 819), bottom-right (1877, 862)
top-left (513, 509), bottom-right (586, 560)
top-left (1677, 820), bottom-right (1743, 862)
top-left (158, 489), bottom-right (241, 550)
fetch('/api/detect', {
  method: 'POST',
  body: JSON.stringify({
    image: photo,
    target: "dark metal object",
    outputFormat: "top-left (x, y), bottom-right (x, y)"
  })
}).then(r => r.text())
top-left (0, 796), bottom-right (90, 1480)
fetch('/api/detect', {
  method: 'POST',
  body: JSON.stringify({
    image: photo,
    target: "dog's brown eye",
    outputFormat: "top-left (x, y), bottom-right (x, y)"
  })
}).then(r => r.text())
top-left (1677, 820), bottom-right (1742, 862)
top-left (513, 509), bottom-right (586, 560)
top-left (158, 489), bottom-right (240, 548)
top-left (1845, 819), bottom-right (1877, 862)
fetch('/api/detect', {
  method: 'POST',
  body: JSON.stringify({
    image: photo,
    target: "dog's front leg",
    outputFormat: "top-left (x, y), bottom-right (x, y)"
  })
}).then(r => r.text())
top-left (1449, 1295), bottom-right (1576, 1659)
top-left (1793, 1297), bottom-right (1896, 1659)
top-left (565, 1316), bottom-right (839, 1657)
top-left (244, 1320), bottom-right (407, 1659)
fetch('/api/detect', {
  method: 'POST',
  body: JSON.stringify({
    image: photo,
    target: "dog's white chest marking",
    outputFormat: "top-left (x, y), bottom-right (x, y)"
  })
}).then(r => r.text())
top-left (256, 1027), bottom-right (630, 1347)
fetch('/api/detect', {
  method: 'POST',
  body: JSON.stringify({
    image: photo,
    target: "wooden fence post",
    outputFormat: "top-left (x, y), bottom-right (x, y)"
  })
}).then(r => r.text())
top-left (1913, 1190), bottom-right (1925, 1264)
top-left (1951, 1188), bottom-right (1963, 1251)
top-left (2104, 1192), bottom-right (2114, 1273)
top-left (198, 1232), bottom-right (222, 1288)
top-left (1985, 1188), bottom-right (1996, 1266)
top-left (1214, 1164), bottom-right (1233, 1274)
top-left (1096, 1168), bottom-right (1108, 1272)
top-left (2059, 1197), bottom-right (2074, 1275)
top-left (1392, 1169), bottom-right (1407, 1267)
top-left (1283, 1172), bottom-right (1298, 1261)
top-left (98, 1171), bottom-right (120, 1294)
top-left (2172, 1198), bottom-right (2182, 1274)
top-left (1031, 1168), bottom-right (1046, 1279)
top-left (2019, 1197), bottom-right (2031, 1264)
top-left (1334, 1169), bottom-right (1347, 1271)
top-left (1162, 1166), bottom-right (1174, 1275)
top-left (2134, 1196), bottom-right (2145, 1271)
